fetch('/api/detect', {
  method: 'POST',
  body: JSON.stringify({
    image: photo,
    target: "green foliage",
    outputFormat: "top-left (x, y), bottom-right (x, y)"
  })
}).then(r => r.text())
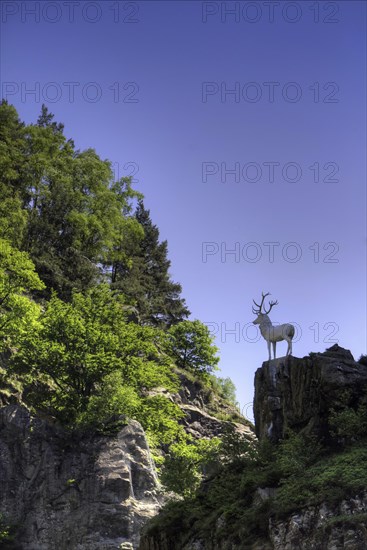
top-left (276, 429), bottom-right (324, 478)
top-left (0, 101), bottom-right (28, 248)
top-left (0, 238), bottom-right (44, 350)
top-left (0, 101), bottom-right (142, 299)
top-left (161, 437), bottom-right (221, 497)
top-left (145, 433), bottom-right (277, 547)
top-left (112, 200), bottom-right (190, 327)
top-left (0, 193), bottom-right (27, 249)
top-left (11, 284), bottom-right (178, 427)
top-left (329, 405), bottom-right (367, 442)
top-left (274, 441), bottom-right (367, 517)
top-left (209, 375), bottom-right (237, 405)
top-left (168, 320), bottom-right (220, 377)
top-left (138, 395), bottom-right (186, 447)
top-left (219, 423), bottom-right (257, 465)
top-left (0, 103), bottom-right (235, 517)
top-left (148, 430), bottom-right (367, 547)
top-left (77, 372), bottom-right (141, 429)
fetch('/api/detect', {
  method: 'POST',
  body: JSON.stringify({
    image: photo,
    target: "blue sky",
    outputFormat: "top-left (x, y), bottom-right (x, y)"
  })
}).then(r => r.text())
top-left (1, 0), bottom-right (366, 419)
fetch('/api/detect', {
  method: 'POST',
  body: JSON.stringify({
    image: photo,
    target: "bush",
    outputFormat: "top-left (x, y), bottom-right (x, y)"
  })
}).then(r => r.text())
top-left (276, 429), bottom-right (324, 477)
top-left (167, 320), bottom-right (219, 377)
top-left (161, 437), bottom-right (220, 497)
top-left (274, 440), bottom-right (367, 517)
top-left (329, 405), bottom-right (367, 442)
top-left (148, 430), bottom-right (367, 545)
top-left (209, 376), bottom-right (237, 405)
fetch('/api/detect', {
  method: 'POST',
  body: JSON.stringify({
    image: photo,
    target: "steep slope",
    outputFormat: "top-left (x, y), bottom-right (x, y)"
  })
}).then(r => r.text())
top-left (173, 369), bottom-right (254, 441)
top-left (0, 404), bottom-right (162, 550)
top-left (139, 346), bottom-right (367, 550)
top-left (0, 371), bottom-right (253, 549)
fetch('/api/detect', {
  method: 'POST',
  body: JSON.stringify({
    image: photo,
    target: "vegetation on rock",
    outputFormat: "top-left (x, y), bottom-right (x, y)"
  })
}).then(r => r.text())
top-left (143, 424), bottom-right (367, 548)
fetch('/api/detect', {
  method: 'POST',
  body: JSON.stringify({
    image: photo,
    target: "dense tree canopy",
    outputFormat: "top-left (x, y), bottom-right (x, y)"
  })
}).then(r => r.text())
top-left (11, 284), bottom-right (178, 426)
top-left (0, 102), bottom-right (237, 495)
top-left (0, 100), bottom-right (143, 299)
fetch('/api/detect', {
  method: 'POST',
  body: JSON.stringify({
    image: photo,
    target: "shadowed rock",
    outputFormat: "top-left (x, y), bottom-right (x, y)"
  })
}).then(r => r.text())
top-left (0, 405), bottom-right (162, 549)
top-left (254, 345), bottom-right (367, 442)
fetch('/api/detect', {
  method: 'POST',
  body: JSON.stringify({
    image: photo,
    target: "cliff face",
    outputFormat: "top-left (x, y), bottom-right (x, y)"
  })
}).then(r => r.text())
top-left (0, 404), bottom-right (162, 550)
top-left (139, 492), bottom-right (367, 550)
top-left (254, 344), bottom-right (367, 443)
top-left (3, 346), bottom-right (366, 550)
top-left (269, 493), bottom-right (367, 550)
top-left (0, 372), bottom-right (252, 549)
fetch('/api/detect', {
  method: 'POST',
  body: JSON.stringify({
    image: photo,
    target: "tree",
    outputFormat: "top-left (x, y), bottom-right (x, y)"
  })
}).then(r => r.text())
top-left (210, 376), bottom-right (237, 405)
top-left (161, 437), bottom-right (221, 496)
top-left (37, 103), bottom-right (65, 134)
top-left (0, 101), bottom-right (28, 247)
top-left (113, 200), bottom-right (190, 327)
top-left (0, 102), bottom-right (142, 299)
top-left (168, 320), bottom-right (220, 376)
top-left (11, 285), bottom-right (178, 425)
top-left (0, 238), bottom-right (44, 350)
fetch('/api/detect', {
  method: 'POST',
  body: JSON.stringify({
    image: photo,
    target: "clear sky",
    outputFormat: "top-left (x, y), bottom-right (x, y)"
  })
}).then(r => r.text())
top-left (1, 0), bottom-right (366, 420)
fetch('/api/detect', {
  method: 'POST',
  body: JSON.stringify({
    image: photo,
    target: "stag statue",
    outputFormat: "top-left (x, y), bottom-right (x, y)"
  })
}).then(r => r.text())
top-left (252, 292), bottom-right (294, 360)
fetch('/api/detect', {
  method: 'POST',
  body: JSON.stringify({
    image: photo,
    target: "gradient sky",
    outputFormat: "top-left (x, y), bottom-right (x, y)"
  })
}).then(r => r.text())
top-left (1, 0), bottom-right (366, 420)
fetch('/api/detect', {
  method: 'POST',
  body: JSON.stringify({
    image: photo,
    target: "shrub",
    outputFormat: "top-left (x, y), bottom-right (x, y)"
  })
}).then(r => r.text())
top-left (329, 405), bottom-right (367, 442)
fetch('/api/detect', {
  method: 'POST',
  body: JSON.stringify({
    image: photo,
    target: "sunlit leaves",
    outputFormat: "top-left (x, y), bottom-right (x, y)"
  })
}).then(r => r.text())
top-left (0, 238), bottom-right (44, 349)
top-left (168, 320), bottom-right (220, 376)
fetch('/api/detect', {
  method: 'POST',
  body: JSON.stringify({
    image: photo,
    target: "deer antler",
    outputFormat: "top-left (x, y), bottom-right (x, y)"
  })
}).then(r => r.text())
top-left (263, 298), bottom-right (278, 315)
top-left (252, 292), bottom-right (270, 314)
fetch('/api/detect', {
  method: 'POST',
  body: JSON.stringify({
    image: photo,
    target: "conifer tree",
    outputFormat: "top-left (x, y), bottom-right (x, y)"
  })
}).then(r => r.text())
top-left (0, 100), bottom-right (28, 247)
top-left (113, 200), bottom-right (190, 327)
top-left (0, 102), bottom-right (141, 300)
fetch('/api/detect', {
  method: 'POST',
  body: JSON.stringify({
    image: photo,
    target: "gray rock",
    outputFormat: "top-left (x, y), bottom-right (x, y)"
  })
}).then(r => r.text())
top-left (269, 492), bottom-right (367, 549)
top-left (254, 345), bottom-right (367, 442)
top-left (0, 405), bottom-right (163, 549)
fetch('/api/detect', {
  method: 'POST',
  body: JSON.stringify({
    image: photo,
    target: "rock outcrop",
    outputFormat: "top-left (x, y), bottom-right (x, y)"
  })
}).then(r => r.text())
top-left (139, 346), bottom-right (367, 550)
top-left (269, 492), bottom-right (367, 550)
top-left (4, 346), bottom-right (366, 550)
top-left (174, 370), bottom-right (254, 441)
top-left (254, 345), bottom-right (367, 442)
top-left (0, 404), bottom-right (162, 550)
top-left (0, 371), bottom-right (253, 549)
top-left (145, 370), bottom-right (254, 442)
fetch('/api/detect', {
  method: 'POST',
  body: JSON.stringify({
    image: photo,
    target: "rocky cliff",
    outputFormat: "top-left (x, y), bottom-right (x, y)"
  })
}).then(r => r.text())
top-left (139, 495), bottom-right (367, 550)
top-left (0, 404), bottom-right (162, 550)
top-left (0, 370), bottom-right (252, 549)
top-left (269, 492), bottom-right (367, 550)
top-left (254, 344), bottom-right (367, 443)
top-left (139, 346), bottom-right (367, 550)
top-left (3, 346), bottom-right (367, 550)
top-left (173, 370), bottom-right (253, 441)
